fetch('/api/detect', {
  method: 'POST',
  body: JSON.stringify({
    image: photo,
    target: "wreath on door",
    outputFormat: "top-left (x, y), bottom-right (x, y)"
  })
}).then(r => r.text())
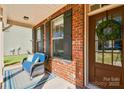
top-left (96, 19), bottom-right (121, 42)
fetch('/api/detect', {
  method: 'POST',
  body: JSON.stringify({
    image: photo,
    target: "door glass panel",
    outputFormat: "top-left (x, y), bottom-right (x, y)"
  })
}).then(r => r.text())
top-left (113, 50), bottom-right (122, 66)
top-left (113, 15), bottom-right (122, 66)
top-left (95, 15), bottom-right (122, 67)
top-left (96, 51), bottom-right (102, 63)
top-left (96, 39), bottom-right (103, 63)
top-left (104, 40), bottom-right (112, 65)
top-left (113, 16), bottom-right (122, 24)
top-left (95, 19), bottom-right (103, 63)
top-left (104, 52), bottom-right (112, 65)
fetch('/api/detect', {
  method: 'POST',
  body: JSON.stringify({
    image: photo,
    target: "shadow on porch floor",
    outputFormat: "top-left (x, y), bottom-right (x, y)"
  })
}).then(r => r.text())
top-left (3, 63), bottom-right (76, 89)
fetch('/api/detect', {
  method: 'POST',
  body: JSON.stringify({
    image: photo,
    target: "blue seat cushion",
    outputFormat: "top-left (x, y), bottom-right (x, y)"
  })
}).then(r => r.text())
top-left (22, 61), bottom-right (33, 73)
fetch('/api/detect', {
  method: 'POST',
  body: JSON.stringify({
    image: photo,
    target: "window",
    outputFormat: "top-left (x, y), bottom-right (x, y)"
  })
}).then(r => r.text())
top-left (45, 21), bottom-right (50, 56)
top-left (36, 26), bottom-right (44, 52)
top-left (52, 15), bottom-right (64, 58)
top-left (90, 4), bottom-right (109, 11)
top-left (52, 9), bottom-right (72, 60)
top-left (95, 15), bottom-right (122, 67)
top-left (36, 27), bottom-right (41, 52)
top-left (36, 27), bottom-right (41, 42)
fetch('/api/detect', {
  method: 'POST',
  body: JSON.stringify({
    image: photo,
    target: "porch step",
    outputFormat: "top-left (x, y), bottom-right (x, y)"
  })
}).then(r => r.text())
top-left (86, 83), bottom-right (101, 89)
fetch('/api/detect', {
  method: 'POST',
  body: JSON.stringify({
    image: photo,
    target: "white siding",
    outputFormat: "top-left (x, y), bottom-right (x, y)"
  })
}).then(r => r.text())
top-left (4, 25), bottom-right (32, 55)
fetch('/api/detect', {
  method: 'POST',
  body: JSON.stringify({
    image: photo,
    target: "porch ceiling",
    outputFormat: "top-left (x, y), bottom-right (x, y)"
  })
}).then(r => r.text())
top-left (1, 4), bottom-right (66, 28)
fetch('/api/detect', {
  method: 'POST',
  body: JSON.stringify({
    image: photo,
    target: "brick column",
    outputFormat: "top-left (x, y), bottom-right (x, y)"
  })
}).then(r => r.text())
top-left (72, 4), bottom-right (84, 88)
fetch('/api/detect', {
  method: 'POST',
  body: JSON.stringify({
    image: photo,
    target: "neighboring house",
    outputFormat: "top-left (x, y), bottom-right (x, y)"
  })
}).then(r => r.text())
top-left (4, 25), bottom-right (32, 55)
top-left (32, 4), bottom-right (124, 88)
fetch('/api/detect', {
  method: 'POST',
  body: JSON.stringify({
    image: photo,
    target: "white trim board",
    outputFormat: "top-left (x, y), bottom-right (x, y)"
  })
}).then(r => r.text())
top-left (0, 21), bottom-right (4, 83)
top-left (88, 4), bottom-right (123, 16)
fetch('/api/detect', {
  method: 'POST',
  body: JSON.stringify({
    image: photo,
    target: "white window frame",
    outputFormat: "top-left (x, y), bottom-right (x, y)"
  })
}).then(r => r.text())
top-left (51, 14), bottom-right (64, 58)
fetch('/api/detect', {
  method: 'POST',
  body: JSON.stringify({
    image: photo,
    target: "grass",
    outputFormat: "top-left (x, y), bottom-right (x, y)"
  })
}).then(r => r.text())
top-left (4, 54), bottom-right (28, 66)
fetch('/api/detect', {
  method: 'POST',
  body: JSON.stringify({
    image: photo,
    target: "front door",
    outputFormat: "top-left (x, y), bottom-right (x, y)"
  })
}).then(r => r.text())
top-left (89, 6), bottom-right (124, 88)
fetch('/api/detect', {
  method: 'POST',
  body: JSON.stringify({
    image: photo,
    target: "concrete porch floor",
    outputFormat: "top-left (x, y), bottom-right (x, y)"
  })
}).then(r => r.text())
top-left (3, 63), bottom-right (76, 89)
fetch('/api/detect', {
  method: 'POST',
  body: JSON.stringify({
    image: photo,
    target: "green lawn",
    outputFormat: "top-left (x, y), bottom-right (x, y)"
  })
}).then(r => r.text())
top-left (4, 54), bottom-right (28, 66)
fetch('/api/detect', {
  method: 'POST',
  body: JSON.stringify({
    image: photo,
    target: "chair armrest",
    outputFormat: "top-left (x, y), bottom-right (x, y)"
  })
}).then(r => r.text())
top-left (21, 57), bottom-right (27, 64)
top-left (30, 62), bottom-right (44, 76)
top-left (32, 62), bottom-right (44, 67)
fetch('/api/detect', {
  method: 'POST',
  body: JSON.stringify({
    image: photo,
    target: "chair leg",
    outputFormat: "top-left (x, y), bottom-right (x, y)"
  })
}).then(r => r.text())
top-left (22, 68), bottom-right (24, 71)
top-left (30, 76), bottom-right (33, 80)
top-left (30, 71), bottom-right (33, 80)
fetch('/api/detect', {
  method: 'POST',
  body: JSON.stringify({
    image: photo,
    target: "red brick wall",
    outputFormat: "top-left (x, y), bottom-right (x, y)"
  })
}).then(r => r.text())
top-left (34, 4), bottom-right (84, 88)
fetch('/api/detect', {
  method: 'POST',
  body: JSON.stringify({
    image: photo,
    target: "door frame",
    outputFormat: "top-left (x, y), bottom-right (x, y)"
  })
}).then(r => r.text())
top-left (89, 6), bottom-right (124, 88)
top-left (84, 5), bottom-right (124, 88)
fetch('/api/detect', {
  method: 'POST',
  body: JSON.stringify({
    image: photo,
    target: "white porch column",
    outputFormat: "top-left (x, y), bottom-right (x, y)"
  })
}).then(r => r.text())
top-left (0, 21), bottom-right (4, 83)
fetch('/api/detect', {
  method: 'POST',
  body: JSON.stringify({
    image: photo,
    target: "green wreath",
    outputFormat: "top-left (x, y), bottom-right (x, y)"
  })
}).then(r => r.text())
top-left (96, 19), bottom-right (121, 42)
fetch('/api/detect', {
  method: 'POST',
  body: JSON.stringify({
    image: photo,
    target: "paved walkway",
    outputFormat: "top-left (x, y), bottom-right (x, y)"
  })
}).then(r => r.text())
top-left (4, 63), bottom-right (76, 89)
